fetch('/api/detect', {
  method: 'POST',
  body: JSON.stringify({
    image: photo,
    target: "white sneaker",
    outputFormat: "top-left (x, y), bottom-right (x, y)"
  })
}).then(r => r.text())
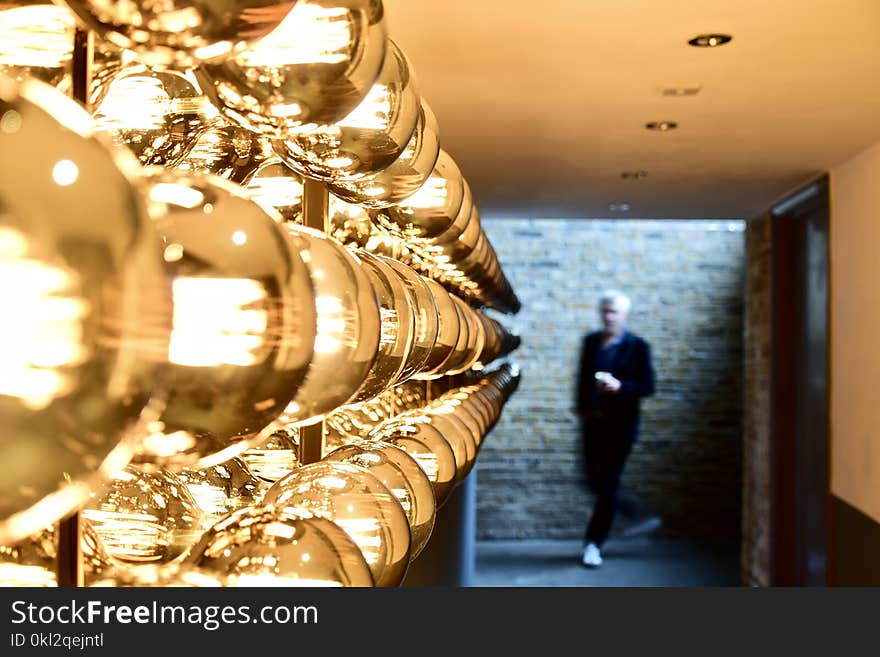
top-left (581, 542), bottom-right (602, 568)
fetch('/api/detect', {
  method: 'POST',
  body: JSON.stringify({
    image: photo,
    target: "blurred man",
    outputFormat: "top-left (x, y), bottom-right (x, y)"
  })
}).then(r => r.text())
top-left (575, 290), bottom-right (657, 568)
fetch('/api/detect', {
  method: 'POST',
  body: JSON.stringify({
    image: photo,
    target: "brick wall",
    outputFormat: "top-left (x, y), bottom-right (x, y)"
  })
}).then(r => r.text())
top-left (477, 218), bottom-right (745, 541)
top-left (741, 214), bottom-right (772, 585)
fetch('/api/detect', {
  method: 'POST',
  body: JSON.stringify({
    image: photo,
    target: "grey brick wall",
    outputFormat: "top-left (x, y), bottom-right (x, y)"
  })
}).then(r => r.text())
top-left (742, 214), bottom-right (772, 585)
top-left (477, 218), bottom-right (745, 541)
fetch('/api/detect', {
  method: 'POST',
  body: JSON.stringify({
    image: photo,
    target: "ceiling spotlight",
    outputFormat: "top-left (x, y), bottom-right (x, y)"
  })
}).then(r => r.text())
top-left (688, 33), bottom-right (732, 47)
top-left (621, 170), bottom-right (648, 180)
top-left (608, 202), bottom-right (631, 212)
top-left (661, 85), bottom-right (701, 97)
top-left (645, 121), bottom-right (678, 131)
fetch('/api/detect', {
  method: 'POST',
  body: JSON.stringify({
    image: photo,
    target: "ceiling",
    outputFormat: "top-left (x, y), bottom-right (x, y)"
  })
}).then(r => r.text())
top-left (382, 0), bottom-right (880, 219)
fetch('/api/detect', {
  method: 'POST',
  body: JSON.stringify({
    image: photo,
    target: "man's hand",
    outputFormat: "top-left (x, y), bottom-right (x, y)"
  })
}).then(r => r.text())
top-left (596, 374), bottom-right (622, 394)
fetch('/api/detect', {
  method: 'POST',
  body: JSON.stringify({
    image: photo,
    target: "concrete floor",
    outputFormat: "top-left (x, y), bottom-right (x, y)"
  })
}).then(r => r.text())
top-left (473, 537), bottom-right (742, 587)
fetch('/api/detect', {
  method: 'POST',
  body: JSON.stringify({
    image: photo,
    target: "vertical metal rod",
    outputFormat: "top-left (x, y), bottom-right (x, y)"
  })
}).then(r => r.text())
top-left (299, 179), bottom-right (330, 464)
top-left (56, 26), bottom-right (94, 590)
top-left (71, 27), bottom-right (93, 109)
top-left (56, 514), bottom-right (84, 587)
top-left (299, 422), bottom-right (324, 465)
top-left (302, 178), bottom-right (330, 232)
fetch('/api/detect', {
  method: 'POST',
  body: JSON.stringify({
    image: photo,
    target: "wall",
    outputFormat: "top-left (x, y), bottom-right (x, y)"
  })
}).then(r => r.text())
top-left (829, 139), bottom-right (880, 583)
top-left (477, 218), bottom-right (744, 541)
top-left (829, 140), bottom-right (880, 523)
top-left (742, 213), bottom-right (772, 586)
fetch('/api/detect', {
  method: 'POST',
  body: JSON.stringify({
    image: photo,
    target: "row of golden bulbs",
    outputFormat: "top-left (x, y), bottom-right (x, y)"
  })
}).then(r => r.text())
top-left (0, 0), bottom-right (523, 585)
top-left (0, 76), bottom-right (519, 549)
top-left (0, 366), bottom-right (521, 587)
top-left (0, 0), bottom-right (520, 312)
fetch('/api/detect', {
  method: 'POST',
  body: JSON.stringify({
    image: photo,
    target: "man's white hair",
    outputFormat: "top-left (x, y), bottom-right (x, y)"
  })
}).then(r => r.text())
top-left (599, 289), bottom-right (631, 313)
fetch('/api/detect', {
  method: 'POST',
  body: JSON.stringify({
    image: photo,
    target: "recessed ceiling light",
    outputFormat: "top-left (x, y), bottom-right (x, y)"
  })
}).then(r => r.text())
top-left (621, 170), bottom-right (648, 180)
top-left (688, 33), bottom-right (732, 48)
top-left (661, 85), bottom-right (701, 97)
top-left (608, 202), bottom-right (631, 212)
top-left (645, 121), bottom-right (678, 131)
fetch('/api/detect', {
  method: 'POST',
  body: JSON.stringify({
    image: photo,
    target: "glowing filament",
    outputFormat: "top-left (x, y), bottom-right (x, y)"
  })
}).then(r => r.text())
top-left (246, 176), bottom-right (304, 213)
top-left (401, 176), bottom-right (448, 210)
top-left (0, 6), bottom-right (73, 68)
top-left (339, 84), bottom-right (393, 131)
top-left (93, 76), bottom-right (171, 132)
top-left (238, 4), bottom-right (352, 67)
top-left (0, 229), bottom-right (88, 408)
top-left (333, 517), bottom-right (381, 564)
top-left (313, 295), bottom-right (349, 354)
top-left (378, 307), bottom-right (399, 346)
top-left (82, 509), bottom-right (169, 562)
top-left (169, 277), bottom-right (268, 367)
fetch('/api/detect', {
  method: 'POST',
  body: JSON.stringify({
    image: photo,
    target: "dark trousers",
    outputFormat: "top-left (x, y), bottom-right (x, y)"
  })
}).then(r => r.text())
top-left (582, 418), bottom-right (635, 547)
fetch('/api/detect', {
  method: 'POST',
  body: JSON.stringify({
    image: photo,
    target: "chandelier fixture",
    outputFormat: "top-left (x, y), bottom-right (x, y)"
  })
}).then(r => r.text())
top-left (0, 0), bottom-right (521, 588)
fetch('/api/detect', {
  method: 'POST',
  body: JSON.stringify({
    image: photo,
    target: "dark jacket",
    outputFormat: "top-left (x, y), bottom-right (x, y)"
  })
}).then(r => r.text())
top-left (575, 330), bottom-right (655, 442)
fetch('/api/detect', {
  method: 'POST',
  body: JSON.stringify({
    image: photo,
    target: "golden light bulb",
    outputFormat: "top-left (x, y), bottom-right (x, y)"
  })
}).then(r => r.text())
top-left (176, 458), bottom-right (266, 523)
top-left (174, 125), bottom-right (273, 183)
top-left (413, 278), bottom-right (461, 380)
top-left (195, 0), bottom-right (387, 136)
top-left (380, 257), bottom-right (440, 383)
top-left (56, 0), bottom-right (297, 67)
top-left (0, 78), bottom-right (170, 545)
top-left (0, 2), bottom-right (73, 86)
top-left (187, 505), bottom-right (374, 587)
top-left (327, 99), bottom-right (440, 208)
top-left (264, 461), bottom-right (410, 586)
top-left (372, 418), bottom-right (457, 508)
top-left (344, 250), bottom-right (416, 404)
top-left (325, 440), bottom-right (436, 559)
top-left (272, 226), bottom-right (381, 425)
top-left (378, 150), bottom-right (466, 240)
top-left (92, 66), bottom-right (221, 167)
top-left (272, 39), bottom-right (419, 181)
top-left (83, 465), bottom-right (204, 565)
top-left (241, 427), bottom-right (301, 484)
top-left (242, 157), bottom-right (305, 223)
top-left (134, 172), bottom-right (317, 470)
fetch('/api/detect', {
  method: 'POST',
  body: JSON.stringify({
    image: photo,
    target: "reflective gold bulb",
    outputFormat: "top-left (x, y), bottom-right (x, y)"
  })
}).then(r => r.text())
top-left (325, 440), bottom-right (436, 559)
top-left (241, 426), bottom-right (301, 484)
top-left (174, 125), bottom-right (274, 183)
top-left (83, 465), bottom-right (204, 565)
top-left (327, 99), bottom-right (440, 208)
top-left (272, 39), bottom-right (419, 181)
top-left (345, 250), bottom-right (416, 404)
top-left (195, 0), bottom-right (387, 135)
top-left (134, 172), bottom-right (317, 470)
top-left (378, 149), bottom-right (466, 240)
top-left (372, 418), bottom-right (457, 507)
top-left (242, 157), bottom-right (305, 223)
top-left (274, 226), bottom-right (380, 425)
top-left (264, 461), bottom-right (410, 587)
top-left (0, 78), bottom-right (170, 545)
top-left (188, 505), bottom-right (374, 587)
top-left (57, 0), bottom-right (297, 67)
top-left (176, 458), bottom-right (266, 522)
top-left (92, 66), bottom-right (221, 167)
